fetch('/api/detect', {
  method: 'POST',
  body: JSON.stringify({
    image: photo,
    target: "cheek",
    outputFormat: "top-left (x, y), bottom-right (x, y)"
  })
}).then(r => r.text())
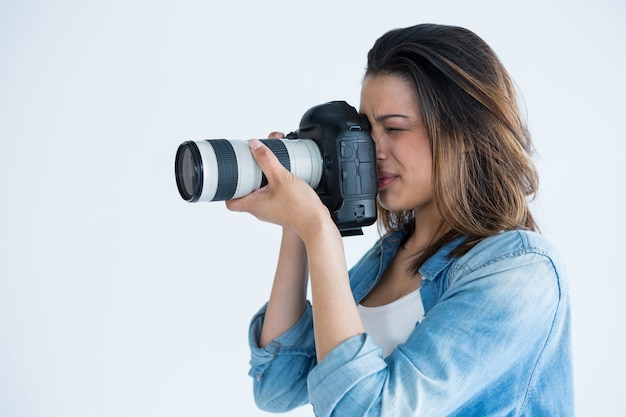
top-left (402, 153), bottom-right (434, 203)
top-left (404, 143), bottom-right (432, 179)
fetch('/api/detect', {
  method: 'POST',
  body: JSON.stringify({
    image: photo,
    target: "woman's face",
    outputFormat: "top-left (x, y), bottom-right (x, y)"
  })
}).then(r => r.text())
top-left (359, 73), bottom-right (435, 215)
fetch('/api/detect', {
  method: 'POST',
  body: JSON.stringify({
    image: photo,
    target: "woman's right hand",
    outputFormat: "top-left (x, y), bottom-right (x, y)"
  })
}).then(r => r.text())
top-left (225, 135), bottom-right (330, 241)
top-left (238, 134), bottom-right (361, 361)
top-left (242, 132), bottom-right (309, 348)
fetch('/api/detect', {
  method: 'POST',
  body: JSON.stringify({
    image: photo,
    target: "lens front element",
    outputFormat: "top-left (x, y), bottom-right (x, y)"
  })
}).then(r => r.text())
top-left (175, 142), bottom-right (203, 202)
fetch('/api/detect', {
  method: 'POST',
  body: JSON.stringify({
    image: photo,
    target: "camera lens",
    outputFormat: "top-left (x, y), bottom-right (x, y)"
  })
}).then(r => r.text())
top-left (174, 139), bottom-right (322, 202)
top-left (175, 142), bottom-right (203, 202)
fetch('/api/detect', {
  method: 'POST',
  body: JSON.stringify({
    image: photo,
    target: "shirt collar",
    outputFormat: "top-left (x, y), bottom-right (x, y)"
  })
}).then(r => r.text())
top-left (419, 235), bottom-right (465, 281)
top-left (378, 231), bottom-right (465, 281)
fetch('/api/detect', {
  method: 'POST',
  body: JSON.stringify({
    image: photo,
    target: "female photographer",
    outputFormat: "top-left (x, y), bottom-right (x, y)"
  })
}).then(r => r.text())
top-left (227, 23), bottom-right (574, 416)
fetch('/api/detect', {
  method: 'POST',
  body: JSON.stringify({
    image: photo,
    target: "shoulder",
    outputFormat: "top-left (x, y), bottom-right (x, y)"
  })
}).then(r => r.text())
top-left (459, 229), bottom-right (561, 269)
top-left (448, 230), bottom-right (566, 286)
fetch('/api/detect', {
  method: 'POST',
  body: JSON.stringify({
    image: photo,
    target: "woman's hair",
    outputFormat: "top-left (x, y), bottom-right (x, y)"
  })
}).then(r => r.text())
top-left (366, 24), bottom-right (539, 271)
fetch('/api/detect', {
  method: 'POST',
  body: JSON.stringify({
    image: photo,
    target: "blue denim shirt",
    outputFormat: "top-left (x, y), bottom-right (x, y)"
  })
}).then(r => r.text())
top-left (248, 230), bottom-right (574, 416)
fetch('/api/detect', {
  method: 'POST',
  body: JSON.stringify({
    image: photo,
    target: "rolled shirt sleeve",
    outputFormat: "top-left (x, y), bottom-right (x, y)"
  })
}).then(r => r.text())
top-left (248, 301), bottom-right (317, 412)
top-left (308, 333), bottom-right (386, 416)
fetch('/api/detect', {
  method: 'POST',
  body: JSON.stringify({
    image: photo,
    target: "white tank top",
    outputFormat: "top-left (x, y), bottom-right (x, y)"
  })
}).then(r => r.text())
top-left (357, 288), bottom-right (425, 358)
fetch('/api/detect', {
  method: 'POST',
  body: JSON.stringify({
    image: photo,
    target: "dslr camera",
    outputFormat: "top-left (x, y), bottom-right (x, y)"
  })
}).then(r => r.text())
top-left (174, 101), bottom-right (377, 236)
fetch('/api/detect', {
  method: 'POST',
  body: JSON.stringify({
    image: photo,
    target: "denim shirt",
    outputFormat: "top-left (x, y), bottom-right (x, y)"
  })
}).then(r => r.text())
top-left (248, 230), bottom-right (574, 416)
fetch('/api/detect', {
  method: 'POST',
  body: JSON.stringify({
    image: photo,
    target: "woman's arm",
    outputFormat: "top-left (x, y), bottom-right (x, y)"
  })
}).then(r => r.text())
top-left (300, 213), bottom-right (365, 361)
top-left (259, 227), bottom-right (308, 347)
top-left (227, 139), bottom-right (364, 362)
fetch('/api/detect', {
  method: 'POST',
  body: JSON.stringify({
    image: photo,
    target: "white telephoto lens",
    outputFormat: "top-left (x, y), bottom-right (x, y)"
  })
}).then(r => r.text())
top-left (176, 138), bottom-right (323, 202)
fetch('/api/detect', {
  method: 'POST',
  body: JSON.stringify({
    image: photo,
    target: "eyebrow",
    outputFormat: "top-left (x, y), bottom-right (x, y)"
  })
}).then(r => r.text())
top-left (373, 114), bottom-right (410, 123)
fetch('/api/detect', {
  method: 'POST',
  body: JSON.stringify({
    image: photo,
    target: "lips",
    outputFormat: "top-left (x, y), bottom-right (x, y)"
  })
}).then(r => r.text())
top-left (377, 171), bottom-right (398, 190)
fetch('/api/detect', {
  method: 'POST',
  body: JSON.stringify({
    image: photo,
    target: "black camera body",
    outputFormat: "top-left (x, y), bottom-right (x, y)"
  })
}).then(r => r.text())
top-left (286, 101), bottom-right (378, 236)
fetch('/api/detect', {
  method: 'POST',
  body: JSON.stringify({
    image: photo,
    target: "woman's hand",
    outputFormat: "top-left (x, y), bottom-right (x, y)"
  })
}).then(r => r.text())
top-left (230, 134), bottom-right (364, 362)
top-left (225, 134), bottom-right (329, 240)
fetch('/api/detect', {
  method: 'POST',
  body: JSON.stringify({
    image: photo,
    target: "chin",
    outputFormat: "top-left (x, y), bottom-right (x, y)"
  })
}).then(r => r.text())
top-left (378, 196), bottom-right (409, 213)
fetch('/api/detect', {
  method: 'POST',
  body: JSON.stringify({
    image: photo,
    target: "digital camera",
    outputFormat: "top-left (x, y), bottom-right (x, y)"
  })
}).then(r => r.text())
top-left (174, 101), bottom-right (377, 236)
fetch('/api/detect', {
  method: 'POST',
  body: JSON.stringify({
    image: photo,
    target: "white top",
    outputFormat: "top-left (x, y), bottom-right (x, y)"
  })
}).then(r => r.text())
top-left (357, 288), bottom-right (425, 358)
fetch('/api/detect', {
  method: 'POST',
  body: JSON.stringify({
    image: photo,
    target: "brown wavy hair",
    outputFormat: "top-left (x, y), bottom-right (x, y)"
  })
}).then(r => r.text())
top-left (366, 24), bottom-right (539, 272)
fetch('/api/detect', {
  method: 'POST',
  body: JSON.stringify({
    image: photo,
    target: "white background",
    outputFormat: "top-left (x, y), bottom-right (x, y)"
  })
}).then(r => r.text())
top-left (1, 0), bottom-right (624, 416)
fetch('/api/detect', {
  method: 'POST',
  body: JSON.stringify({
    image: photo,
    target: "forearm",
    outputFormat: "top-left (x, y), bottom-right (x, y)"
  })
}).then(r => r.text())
top-left (259, 227), bottom-right (309, 347)
top-left (302, 217), bottom-right (365, 362)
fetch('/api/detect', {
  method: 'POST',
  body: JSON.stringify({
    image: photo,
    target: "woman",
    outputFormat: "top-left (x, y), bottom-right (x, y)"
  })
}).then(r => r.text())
top-left (227, 24), bottom-right (573, 416)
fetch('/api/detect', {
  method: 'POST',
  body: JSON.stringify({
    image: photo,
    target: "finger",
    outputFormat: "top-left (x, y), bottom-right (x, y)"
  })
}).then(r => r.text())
top-left (248, 139), bottom-right (289, 184)
top-left (268, 131), bottom-right (285, 139)
top-left (224, 198), bottom-right (240, 212)
top-left (225, 193), bottom-right (254, 213)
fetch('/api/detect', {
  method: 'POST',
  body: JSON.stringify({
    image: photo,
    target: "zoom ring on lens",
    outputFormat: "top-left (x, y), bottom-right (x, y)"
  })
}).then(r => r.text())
top-left (259, 139), bottom-right (291, 187)
top-left (209, 139), bottom-right (239, 200)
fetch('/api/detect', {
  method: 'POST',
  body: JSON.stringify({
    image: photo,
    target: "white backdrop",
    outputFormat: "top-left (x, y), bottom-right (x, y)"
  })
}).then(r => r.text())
top-left (1, 1), bottom-right (624, 416)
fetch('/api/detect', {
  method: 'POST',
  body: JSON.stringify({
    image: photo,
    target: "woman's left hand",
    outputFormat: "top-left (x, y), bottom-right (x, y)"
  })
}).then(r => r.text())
top-left (225, 139), bottom-right (330, 239)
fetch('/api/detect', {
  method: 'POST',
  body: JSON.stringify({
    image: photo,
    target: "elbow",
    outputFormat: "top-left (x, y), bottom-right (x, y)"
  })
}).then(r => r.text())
top-left (253, 379), bottom-right (309, 413)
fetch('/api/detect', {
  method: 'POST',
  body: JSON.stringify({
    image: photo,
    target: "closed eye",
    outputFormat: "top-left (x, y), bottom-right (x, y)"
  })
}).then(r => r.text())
top-left (385, 127), bottom-right (406, 133)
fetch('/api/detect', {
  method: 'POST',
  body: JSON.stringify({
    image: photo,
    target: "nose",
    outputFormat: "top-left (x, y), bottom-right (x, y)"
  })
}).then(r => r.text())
top-left (371, 128), bottom-right (387, 160)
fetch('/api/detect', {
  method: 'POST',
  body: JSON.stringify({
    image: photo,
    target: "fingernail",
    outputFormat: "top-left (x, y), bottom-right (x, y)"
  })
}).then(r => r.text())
top-left (249, 139), bottom-right (262, 150)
